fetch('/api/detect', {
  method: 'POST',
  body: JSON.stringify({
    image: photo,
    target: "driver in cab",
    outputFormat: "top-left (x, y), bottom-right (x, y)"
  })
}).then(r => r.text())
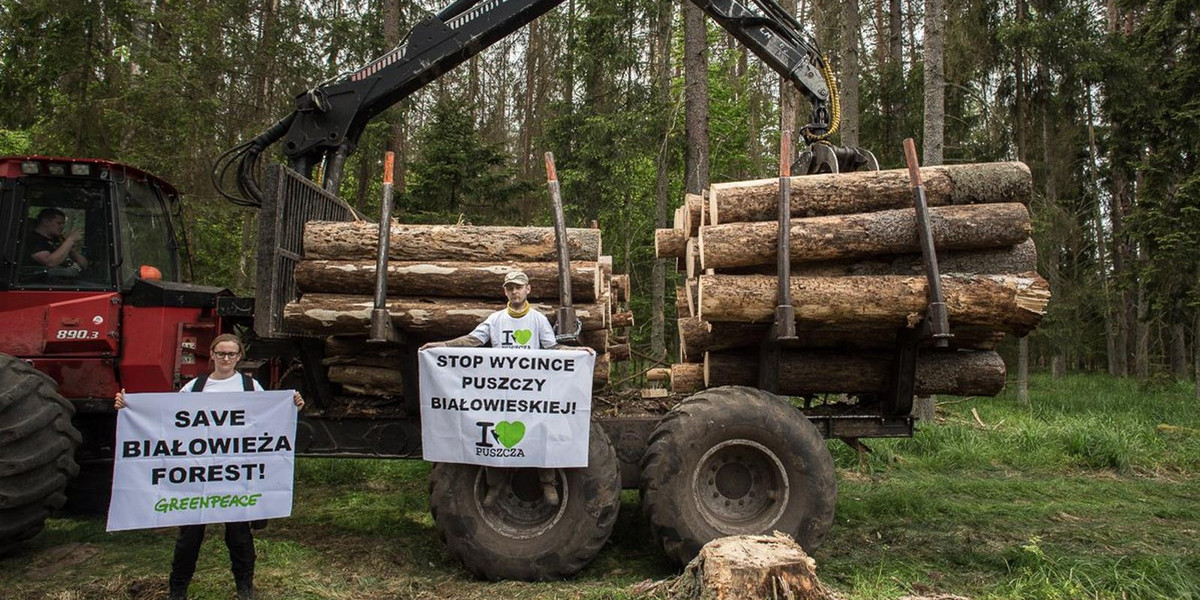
top-left (27, 208), bottom-right (89, 271)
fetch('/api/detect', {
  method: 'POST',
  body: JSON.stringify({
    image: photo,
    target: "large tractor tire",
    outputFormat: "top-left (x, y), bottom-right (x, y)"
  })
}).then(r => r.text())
top-left (430, 421), bottom-right (621, 581)
top-left (0, 354), bottom-right (81, 555)
top-left (640, 386), bottom-right (837, 566)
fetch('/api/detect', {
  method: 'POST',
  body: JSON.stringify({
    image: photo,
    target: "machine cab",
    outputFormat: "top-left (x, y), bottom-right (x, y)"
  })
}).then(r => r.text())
top-left (0, 156), bottom-right (183, 292)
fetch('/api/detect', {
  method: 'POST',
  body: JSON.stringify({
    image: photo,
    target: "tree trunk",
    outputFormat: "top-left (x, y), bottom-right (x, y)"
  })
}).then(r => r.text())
top-left (612, 274), bottom-right (630, 302)
top-left (701, 203), bottom-right (1031, 269)
top-left (655, 228), bottom-right (688, 259)
top-left (1136, 265), bottom-right (1149, 378)
top-left (652, 0), bottom-right (674, 362)
top-left (679, 316), bottom-right (1006, 359)
top-left (778, 0), bottom-right (801, 142)
top-left (1172, 302), bottom-right (1188, 380)
top-left (698, 273), bottom-right (1050, 336)
top-left (708, 162), bottom-right (1032, 224)
top-left (1018, 336), bottom-right (1030, 404)
top-left (683, 0), bottom-right (710, 195)
top-left (670, 363), bottom-right (705, 393)
top-left (1194, 309), bottom-right (1200, 399)
top-left (704, 350), bottom-right (1006, 396)
top-left (284, 295), bottom-right (606, 336)
top-left (786, 239), bottom-right (1038, 277)
top-left (327, 365), bottom-right (403, 391)
top-left (915, 0), bottom-right (946, 424)
top-left (609, 343), bottom-right (631, 362)
top-left (294, 260), bottom-right (600, 301)
top-left (683, 193), bottom-right (705, 237)
top-left (922, 0), bottom-right (944, 166)
top-left (612, 311), bottom-right (635, 328)
top-left (577, 329), bottom-right (609, 352)
top-left (839, 0), bottom-right (861, 148)
top-left (673, 534), bottom-right (835, 600)
top-left (304, 222), bottom-right (602, 262)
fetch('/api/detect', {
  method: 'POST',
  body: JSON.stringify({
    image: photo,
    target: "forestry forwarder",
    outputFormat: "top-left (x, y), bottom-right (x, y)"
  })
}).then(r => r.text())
top-left (0, 0), bottom-right (948, 581)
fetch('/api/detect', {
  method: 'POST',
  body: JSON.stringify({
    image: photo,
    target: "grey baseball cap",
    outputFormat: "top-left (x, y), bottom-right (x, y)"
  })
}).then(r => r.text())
top-left (503, 271), bottom-right (529, 286)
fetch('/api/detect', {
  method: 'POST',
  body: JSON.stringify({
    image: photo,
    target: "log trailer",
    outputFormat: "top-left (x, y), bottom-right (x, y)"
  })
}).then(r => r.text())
top-left (1, 0), bottom-right (969, 580)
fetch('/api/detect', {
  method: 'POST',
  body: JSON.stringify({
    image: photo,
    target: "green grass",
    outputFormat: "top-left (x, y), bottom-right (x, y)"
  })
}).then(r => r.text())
top-left (1, 373), bottom-right (1197, 599)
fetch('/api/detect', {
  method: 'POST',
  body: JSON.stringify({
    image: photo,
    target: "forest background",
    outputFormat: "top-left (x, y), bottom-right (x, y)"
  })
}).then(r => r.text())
top-left (0, 0), bottom-right (1196, 388)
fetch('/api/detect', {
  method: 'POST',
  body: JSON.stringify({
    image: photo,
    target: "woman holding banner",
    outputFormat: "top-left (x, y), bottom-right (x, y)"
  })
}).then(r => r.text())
top-left (115, 333), bottom-right (303, 600)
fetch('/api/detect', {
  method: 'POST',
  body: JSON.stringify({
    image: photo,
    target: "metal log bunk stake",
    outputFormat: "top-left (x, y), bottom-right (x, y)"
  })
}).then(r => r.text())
top-left (903, 138), bottom-right (952, 347)
top-left (758, 131), bottom-right (799, 393)
top-left (545, 152), bottom-right (580, 344)
top-left (884, 138), bottom-right (954, 415)
top-left (369, 151), bottom-right (400, 343)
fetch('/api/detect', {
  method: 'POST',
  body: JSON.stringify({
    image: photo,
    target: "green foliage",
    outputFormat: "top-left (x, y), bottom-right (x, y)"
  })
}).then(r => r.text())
top-left (0, 129), bottom-right (32, 154)
top-left (404, 99), bottom-right (533, 224)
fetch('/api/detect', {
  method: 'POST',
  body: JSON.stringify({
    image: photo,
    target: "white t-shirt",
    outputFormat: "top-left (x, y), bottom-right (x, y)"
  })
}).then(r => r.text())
top-left (179, 373), bottom-right (265, 393)
top-left (468, 308), bottom-right (557, 349)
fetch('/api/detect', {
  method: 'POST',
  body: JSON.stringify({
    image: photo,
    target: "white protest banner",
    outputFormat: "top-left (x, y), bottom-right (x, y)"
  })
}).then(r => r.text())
top-left (419, 347), bottom-right (593, 468)
top-left (106, 391), bottom-right (297, 532)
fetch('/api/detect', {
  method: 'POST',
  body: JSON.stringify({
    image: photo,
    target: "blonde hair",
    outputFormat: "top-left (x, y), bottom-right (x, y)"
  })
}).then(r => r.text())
top-left (209, 333), bottom-right (244, 354)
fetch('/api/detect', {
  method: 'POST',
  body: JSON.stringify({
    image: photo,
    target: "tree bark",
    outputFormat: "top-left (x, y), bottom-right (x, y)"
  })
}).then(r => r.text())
top-left (698, 273), bottom-right (1050, 336)
top-left (705, 349), bottom-right (1006, 396)
top-left (922, 0), bottom-right (944, 166)
top-left (655, 228), bottom-right (688, 259)
top-left (683, 193), bottom-right (705, 237)
top-left (916, 7), bottom-right (945, 424)
top-left (708, 162), bottom-right (1032, 224)
top-left (609, 343), bottom-right (631, 362)
top-left (327, 365), bottom-right (403, 391)
top-left (679, 316), bottom-right (1006, 359)
top-left (612, 311), bottom-right (635, 328)
top-left (683, 0), bottom-right (710, 195)
top-left (294, 260), bottom-right (600, 301)
top-left (672, 534), bottom-right (835, 600)
top-left (652, 0), bottom-right (674, 363)
top-left (304, 222), bottom-right (602, 262)
top-left (284, 295), bottom-right (607, 336)
top-left (839, 0), bottom-right (861, 148)
top-left (612, 274), bottom-right (630, 302)
top-left (786, 238), bottom-right (1038, 276)
top-left (578, 329), bottom-right (609, 352)
top-left (647, 367), bottom-right (670, 382)
top-left (701, 203), bottom-right (1031, 269)
top-left (670, 363), bottom-right (705, 393)
top-left (1171, 309), bottom-right (1188, 380)
top-left (1018, 336), bottom-right (1029, 404)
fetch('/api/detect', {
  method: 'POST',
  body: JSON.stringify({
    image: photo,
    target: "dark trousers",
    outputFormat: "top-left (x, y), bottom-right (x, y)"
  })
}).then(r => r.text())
top-left (169, 522), bottom-right (255, 589)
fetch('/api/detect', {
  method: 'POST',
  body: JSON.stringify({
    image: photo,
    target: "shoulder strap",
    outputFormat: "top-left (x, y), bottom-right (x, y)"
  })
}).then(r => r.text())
top-left (241, 373), bottom-right (254, 392)
top-left (192, 373), bottom-right (209, 392)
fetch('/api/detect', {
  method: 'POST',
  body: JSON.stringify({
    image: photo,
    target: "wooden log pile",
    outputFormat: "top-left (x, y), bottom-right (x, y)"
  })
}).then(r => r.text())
top-left (285, 222), bottom-right (633, 402)
top-left (656, 162), bottom-right (1050, 397)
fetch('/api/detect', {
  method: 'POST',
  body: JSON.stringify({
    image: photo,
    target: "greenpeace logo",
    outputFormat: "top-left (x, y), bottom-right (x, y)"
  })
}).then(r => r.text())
top-left (154, 493), bottom-right (262, 513)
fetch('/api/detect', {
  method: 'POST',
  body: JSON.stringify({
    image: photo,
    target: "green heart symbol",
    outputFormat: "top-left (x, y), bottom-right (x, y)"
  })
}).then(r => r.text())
top-left (512, 329), bottom-right (532, 345)
top-left (493, 421), bottom-right (526, 448)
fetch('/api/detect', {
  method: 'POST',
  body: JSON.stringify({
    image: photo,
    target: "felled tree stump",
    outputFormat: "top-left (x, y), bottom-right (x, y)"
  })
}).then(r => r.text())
top-left (664, 533), bottom-right (835, 600)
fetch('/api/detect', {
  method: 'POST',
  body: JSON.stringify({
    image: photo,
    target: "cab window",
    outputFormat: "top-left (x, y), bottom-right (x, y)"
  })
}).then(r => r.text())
top-left (115, 180), bottom-right (179, 285)
top-left (15, 179), bottom-right (114, 289)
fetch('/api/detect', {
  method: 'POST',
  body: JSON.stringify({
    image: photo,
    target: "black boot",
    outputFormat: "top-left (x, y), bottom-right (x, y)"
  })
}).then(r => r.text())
top-left (167, 581), bottom-right (188, 600)
top-left (235, 576), bottom-right (256, 600)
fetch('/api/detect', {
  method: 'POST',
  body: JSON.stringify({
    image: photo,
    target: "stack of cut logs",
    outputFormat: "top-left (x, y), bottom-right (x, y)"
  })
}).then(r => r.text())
top-left (655, 162), bottom-right (1051, 397)
top-left (281, 222), bottom-right (634, 404)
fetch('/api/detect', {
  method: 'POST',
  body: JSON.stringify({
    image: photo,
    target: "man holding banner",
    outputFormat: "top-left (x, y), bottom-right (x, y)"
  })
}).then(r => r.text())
top-left (421, 270), bottom-right (593, 506)
top-left (113, 333), bottom-right (304, 600)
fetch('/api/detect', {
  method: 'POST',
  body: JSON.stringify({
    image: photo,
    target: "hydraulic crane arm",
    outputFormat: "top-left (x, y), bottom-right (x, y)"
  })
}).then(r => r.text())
top-left (219, 0), bottom-right (864, 207)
